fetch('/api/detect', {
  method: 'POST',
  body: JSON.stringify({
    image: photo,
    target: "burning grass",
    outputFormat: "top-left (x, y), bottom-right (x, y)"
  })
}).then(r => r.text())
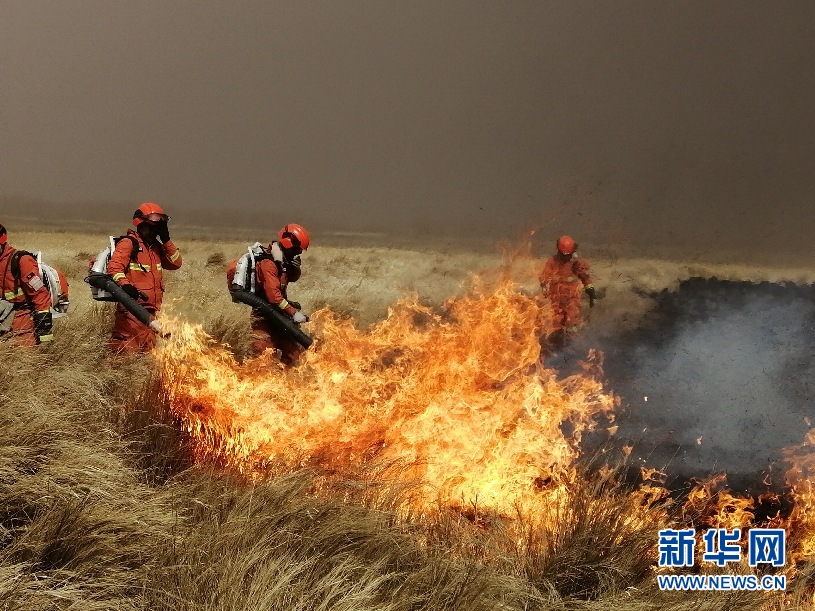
top-left (1, 229), bottom-right (815, 609)
top-left (156, 280), bottom-right (617, 516)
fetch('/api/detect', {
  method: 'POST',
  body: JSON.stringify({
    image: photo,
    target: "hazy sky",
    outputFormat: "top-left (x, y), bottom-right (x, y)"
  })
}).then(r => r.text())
top-left (2, 1), bottom-right (814, 249)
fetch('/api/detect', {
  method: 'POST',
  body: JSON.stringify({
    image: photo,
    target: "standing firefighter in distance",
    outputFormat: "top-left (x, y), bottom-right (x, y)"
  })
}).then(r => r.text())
top-left (0, 223), bottom-right (54, 346)
top-left (229, 224), bottom-right (311, 366)
top-left (538, 235), bottom-right (596, 348)
top-left (107, 203), bottom-right (182, 354)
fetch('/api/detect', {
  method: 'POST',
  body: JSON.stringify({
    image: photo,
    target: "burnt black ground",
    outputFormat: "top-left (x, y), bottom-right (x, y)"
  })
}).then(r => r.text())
top-left (551, 279), bottom-right (815, 495)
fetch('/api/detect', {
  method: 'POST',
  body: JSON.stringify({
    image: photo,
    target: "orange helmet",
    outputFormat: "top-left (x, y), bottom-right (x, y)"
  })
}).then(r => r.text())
top-left (556, 235), bottom-right (576, 256)
top-left (132, 202), bottom-right (169, 226)
top-left (0, 223), bottom-right (6, 245)
top-left (278, 223), bottom-right (310, 251)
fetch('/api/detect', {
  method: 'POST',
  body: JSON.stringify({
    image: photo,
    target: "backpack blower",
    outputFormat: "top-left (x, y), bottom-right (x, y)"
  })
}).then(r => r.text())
top-left (85, 236), bottom-right (168, 337)
top-left (85, 273), bottom-right (166, 337)
top-left (227, 243), bottom-right (313, 349)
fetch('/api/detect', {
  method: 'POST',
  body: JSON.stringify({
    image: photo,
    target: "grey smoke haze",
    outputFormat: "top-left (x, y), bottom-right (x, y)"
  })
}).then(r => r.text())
top-left (568, 280), bottom-right (815, 489)
top-left (2, 2), bottom-right (815, 254)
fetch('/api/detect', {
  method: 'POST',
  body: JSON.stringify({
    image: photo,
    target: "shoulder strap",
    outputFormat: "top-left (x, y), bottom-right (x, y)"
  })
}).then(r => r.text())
top-left (251, 250), bottom-right (279, 279)
top-left (10, 250), bottom-right (33, 280)
top-left (12, 250), bottom-right (35, 279)
top-left (120, 235), bottom-right (139, 261)
top-left (254, 252), bottom-right (284, 277)
top-left (2, 248), bottom-right (15, 295)
top-left (8, 250), bottom-right (35, 298)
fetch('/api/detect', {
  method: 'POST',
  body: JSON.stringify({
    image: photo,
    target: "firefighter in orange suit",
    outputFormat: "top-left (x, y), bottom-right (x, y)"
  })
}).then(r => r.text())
top-left (107, 203), bottom-right (182, 354)
top-left (538, 235), bottom-right (596, 347)
top-left (252, 224), bottom-right (310, 365)
top-left (0, 223), bottom-right (54, 346)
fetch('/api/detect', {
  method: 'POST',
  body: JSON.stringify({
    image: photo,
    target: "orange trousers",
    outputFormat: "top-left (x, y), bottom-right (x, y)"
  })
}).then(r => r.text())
top-left (2, 310), bottom-right (39, 347)
top-left (109, 309), bottom-right (156, 354)
top-left (250, 312), bottom-right (303, 366)
top-left (549, 294), bottom-right (583, 333)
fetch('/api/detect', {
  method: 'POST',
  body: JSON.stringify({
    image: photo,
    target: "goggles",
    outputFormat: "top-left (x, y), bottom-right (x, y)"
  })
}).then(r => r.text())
top-left (141, 212), bottom-right (169, 224)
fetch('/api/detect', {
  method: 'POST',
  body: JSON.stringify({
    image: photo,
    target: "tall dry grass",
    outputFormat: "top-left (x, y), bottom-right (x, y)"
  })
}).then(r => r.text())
top-left (1, 228), bottom-right (811, 609)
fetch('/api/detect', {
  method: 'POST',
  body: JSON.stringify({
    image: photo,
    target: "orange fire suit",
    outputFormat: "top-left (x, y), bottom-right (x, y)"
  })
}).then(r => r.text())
top-left (0, 245), bottom-right (53, 347)
top-left (538, 254), bottom-right (593, 334)
top-left (251, 243), bottom-right (303, 365)
top-left (106, 230), bottom-right (182, 354)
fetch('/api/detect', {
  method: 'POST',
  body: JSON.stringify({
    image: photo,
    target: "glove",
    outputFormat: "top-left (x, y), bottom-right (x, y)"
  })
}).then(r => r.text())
top-left (290, 254), bottom-right (302, 268)
top-left (292, 311), bottom-right (309, 324)
top-left (32, 310), bottom-right (54, 342)
top-left (585, 285), bottom-right (597, 308)
top-left (122, 284), bottom-right (148, 301)
top-left (149, 320), bottom-right (171, 338)
top-left (156, 220), bottom-right (171, 243)
top-left (55, 295), bottom-right (70, 314)
top-left (288, 301), bottom-right (302, 311)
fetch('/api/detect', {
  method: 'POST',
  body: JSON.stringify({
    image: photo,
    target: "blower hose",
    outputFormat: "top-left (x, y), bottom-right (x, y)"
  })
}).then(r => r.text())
top-left (229, 288), bottom-right (313, 349)
top-left (85, 273), bottom-right (165, 335)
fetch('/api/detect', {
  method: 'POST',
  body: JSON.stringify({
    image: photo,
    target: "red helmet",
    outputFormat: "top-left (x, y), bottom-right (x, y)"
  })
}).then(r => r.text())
top-left (0, 223), bottom-right (6, 245)
top-left (132, 202), bottom-right (169, 226)
top-left (556, 235), bottom-right (576, 256)
top-left (278, 223), bottom-right (310, 251)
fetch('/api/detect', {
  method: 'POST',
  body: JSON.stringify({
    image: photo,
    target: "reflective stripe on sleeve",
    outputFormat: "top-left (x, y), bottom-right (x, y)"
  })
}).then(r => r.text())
top-left (277, 299), bottom-right (290, 310)
top-left (128, 262), bottom-right (163, 271)
top-left (169, 250), bottom-right (181, 262)
top-left (112, 273), bottom-right (126, 282)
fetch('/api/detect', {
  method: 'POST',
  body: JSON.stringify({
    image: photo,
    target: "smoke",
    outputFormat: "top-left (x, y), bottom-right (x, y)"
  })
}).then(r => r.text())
top-left (2, 2), bottom-right (815, 259)
top-left (558, 279), bottom-right (815, 492)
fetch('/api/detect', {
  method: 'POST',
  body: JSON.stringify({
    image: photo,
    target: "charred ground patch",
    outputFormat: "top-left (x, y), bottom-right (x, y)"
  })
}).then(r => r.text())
top-left (565, 278), bottom-right (815, 494)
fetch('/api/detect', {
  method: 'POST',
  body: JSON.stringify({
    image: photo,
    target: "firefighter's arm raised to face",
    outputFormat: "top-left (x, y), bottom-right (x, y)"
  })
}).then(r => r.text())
top-left (17, 254), bottom-right (54, 341)
top-left (255, 258), bottom-right (297, 315)
top-left (158, 239), bottom-right (182, 270)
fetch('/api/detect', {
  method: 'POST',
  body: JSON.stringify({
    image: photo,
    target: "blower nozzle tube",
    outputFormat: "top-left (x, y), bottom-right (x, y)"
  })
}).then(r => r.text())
top-left (85, 273), bottom-right (164, 335)
top-left (229, 288), bottom-right (313, 349)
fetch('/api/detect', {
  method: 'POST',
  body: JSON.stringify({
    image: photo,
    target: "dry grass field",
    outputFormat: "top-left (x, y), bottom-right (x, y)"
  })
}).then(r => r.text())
top-left (1, 228), bottom-right (814, 610)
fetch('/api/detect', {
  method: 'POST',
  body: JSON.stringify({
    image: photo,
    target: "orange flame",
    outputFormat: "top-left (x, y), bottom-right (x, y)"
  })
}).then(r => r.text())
top-left (783, 428), bottom-right (815, 561)
top-left (154, 272), bottom-right (815, 572)
top-left (682, 474), bottom-right (756, 531)
top-left (157, 280), bottom-right (617, 514)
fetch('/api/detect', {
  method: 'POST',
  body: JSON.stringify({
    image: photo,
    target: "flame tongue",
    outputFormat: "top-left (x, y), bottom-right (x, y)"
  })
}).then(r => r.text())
top-left (155, 277), bottom-right (815, 566)
top-left (158, 281), bottom-right (616, 513)
top-left (783, 429), bottom-right (815, 561)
